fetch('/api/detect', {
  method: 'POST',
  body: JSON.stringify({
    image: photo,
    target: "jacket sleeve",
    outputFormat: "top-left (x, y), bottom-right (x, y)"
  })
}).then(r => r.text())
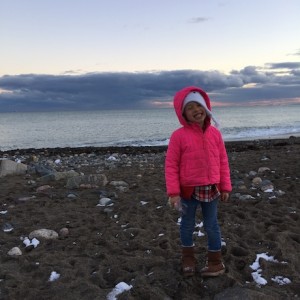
top-left (165, 131), bottom-right (181, 196)
top-left (218, 134), bottom-right (232, 192)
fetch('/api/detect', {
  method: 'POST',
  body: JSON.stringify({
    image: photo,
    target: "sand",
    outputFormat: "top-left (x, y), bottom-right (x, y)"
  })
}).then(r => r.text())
top-left (0, 137), bottom-right (299, 300)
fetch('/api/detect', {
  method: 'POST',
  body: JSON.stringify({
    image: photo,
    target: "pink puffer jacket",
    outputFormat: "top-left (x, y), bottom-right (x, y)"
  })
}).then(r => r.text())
top-left (165, 86), bottom-right (232, 198)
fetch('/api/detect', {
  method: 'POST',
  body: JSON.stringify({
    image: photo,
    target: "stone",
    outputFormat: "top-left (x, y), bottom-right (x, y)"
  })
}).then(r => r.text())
top-left (258, 167), bottom-right (270, 173)
top-left (248, 171), bottom-right (257, 178)
top-left (36, 185), bottom-right (52, 192)
top-left (252, 177), bottom-right (262, 187)
top-left (98, 197), bottom-right (113, 206)
top-left (2, 223), bottom-right (14, 233)
top-left (239, 195), bottom-right (255, 201)
top-left (53, 170), bottom-right (79, 181)
top-left (0, 159), bottom-right (27, 177)
top-left (66, 174), bottom-right (108, 189)
top-left (29, 229), bottom-right (59, 240)
top-left (59, 227), bottom-right (69, 237)
top-left (7, 247), bottom-right (22, 256)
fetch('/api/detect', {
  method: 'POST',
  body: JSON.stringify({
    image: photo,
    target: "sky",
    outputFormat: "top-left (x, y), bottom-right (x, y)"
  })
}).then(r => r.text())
top-left (0, 0), bottom-right (299, 112)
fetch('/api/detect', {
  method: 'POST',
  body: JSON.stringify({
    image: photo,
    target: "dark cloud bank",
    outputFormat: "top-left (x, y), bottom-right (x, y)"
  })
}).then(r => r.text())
top-left (0, 62), bottom-right (299, 112)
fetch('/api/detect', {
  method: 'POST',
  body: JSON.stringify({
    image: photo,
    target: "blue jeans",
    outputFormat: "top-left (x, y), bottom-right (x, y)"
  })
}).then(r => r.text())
top-left (180, 197), bottom-right (221, 251)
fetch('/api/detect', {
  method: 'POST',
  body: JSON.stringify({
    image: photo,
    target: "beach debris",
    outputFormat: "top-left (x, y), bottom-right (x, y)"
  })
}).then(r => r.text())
top-left (250, 252), bottom-right (289, 286)
top-left (0, 159), bottom-right (28, 177)
top-left (0, 210), bottom-right (8, 215)
top-left (48, 271), bottom-right (60, 282)
top-left (2, 222), bottom-right (14, 233)
top-left (107, 282), bottom-right (133, 300)
top-left (271, 276), bottom-right (291, 285)
top-left (54, 159), bottom-right (61, 164)
top-left (23, 237), bottom-right (40, 250)
top-left (7, 247), bottom-right (22, 256)
top-left (29, 229), bottom-right (59, 240)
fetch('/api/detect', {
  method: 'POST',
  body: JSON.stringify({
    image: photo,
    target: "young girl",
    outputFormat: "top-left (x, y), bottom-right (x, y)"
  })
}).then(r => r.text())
top-left (165, 86), bottom-right (232, 277)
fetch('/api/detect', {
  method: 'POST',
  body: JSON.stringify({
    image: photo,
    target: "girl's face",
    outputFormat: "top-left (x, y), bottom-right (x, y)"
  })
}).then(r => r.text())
top-left (183, 101), bottom-right (207, 127)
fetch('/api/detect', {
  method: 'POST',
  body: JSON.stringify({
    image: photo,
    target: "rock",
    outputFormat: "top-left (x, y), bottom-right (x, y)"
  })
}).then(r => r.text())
top-left (260, 155), bottom-right (270, 161)
top-left (66, 174), bottom-right (108, 189)
top-left (252, 177), bottom-right (262, 187)
top-left (29, 229), bottom-right (59, 240)
top-left (260, 180), bottom-right (274, 192)
top-left (239, 195), bottom-right (255, 201)
top-left (110, 180), bottom-right (129, 192)
top-left (67, 193), bottom-right (77, 199)
top-left (98, 197), bottom-right (113, 206)
top-left (107, 155), bottom-right (118, 161)
top-left (34, 164), bottom-right (55, 176)
top-left (17, 195), bottom-right (37, 202)
top-left (258, 167), bottom-right (270, 173)
top-left (0, 159), bottom-right (27, 177)
top-left (59, 227), bottom-right (69, 237)
top-left (248, 171), bottom-right (257, 178)
top-left (2, 223), bottom-right (14, 233)
top-left (53, 170), bottom-right (79, 181)
top-left (109, 180), bottom-right (129, 187)
top-left (103, 208), bottom-right (114, 215)
top-left (261, 185), bottom-right (274, 192)
top-left (36, 185), bottom-right (52, 192)
top-left (7, 247), bottom-right (22, 256)
top-left (238, 185), bottom-right (248, 191)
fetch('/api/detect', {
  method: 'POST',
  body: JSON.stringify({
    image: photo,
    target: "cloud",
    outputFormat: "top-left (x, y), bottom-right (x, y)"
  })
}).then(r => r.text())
top-left (188, 17), bottom-right (210, 23)
top-left (0, 62), bottom-right (299, 112)
top-left (265, 62), bottom-right (300, 69)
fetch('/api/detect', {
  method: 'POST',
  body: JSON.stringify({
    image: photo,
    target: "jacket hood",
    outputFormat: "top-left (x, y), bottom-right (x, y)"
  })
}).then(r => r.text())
top-left (173, 86), bottom-right (212, 127)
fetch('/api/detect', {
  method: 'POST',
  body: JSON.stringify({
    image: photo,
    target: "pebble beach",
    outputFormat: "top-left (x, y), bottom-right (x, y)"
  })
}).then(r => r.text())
top-left (0, 137), bottom-right (300, 299)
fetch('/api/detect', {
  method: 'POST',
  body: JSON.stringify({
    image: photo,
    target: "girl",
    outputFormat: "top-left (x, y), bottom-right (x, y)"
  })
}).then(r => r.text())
top-left (165, 86), bottom-right (232, 277)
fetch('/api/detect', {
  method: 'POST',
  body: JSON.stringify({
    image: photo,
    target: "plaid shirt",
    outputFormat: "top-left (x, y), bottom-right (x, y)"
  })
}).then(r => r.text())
top-left (192, 184), bottom-right (220, 202)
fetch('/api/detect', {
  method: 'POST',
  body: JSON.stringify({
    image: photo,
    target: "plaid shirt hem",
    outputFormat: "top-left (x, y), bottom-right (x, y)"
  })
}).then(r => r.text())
top-left (192, 184), bottom-right (220, 202)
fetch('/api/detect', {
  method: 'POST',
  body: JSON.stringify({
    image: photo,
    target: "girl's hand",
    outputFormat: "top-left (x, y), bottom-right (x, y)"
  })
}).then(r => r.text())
top-left (221, 192), bottom-right (229, 202)
top-left (168, 196), bottom-right (181, 208)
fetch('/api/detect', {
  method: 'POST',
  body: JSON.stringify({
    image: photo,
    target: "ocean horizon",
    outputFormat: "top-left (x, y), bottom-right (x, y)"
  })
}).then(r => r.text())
top-left (1, 105), bottom-right (300, 151)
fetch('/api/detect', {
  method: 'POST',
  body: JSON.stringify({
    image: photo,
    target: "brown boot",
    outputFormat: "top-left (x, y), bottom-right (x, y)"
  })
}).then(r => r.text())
top-left (182, 246), bottom-right (196, 277)
top-left (200, 251), bottom-right (225, 277)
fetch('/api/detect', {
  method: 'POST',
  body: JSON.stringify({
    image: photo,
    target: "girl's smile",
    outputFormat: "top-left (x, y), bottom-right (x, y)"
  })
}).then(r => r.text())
top-left (183, 101), bottom-right (207, 126)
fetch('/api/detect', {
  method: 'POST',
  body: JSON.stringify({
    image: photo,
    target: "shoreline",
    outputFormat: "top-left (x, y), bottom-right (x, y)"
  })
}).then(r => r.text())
top-left (1, 136), bottom-right (299, 156)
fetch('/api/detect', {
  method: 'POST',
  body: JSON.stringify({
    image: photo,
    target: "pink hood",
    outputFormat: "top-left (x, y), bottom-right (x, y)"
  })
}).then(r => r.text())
top-left (174, 86), bottom-right (212, 128)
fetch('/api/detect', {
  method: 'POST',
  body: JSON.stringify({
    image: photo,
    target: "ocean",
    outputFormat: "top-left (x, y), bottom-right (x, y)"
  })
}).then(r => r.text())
top-left (1, 105), bottom-right (299, 151)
